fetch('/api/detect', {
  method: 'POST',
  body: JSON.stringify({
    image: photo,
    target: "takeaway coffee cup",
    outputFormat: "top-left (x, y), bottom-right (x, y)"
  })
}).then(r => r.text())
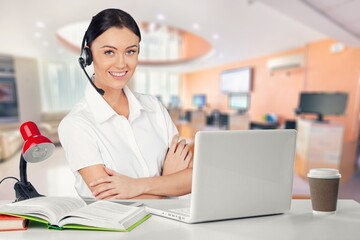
top-left (307, 168), bottom-right (341, 215)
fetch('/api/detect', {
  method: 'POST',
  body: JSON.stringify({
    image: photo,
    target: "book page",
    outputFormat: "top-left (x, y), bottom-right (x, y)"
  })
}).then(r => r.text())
top-left (0, 197), bottom-right (86, 225)
top-left (58, 201), bottom-right (145, 229)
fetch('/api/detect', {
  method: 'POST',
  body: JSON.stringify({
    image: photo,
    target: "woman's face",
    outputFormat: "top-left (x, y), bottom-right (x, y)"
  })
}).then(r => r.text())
top-left (91, 27), bottom-right (140, 93)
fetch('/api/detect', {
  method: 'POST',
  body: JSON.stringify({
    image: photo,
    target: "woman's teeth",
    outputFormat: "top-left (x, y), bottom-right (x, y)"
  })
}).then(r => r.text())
top-left (110, 71), bottom-right (126, 77)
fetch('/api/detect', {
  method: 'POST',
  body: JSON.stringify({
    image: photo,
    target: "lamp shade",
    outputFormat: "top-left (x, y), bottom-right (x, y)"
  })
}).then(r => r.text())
top-left (20, 121), bottom-right (55, 163)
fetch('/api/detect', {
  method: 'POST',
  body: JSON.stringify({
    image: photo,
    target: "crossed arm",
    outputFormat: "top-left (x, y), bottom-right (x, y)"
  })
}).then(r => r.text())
top-left (79, 135), bottom-right (193, 199)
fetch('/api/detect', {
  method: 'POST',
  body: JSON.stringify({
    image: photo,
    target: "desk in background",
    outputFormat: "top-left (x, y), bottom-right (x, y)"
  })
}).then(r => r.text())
top-left (295, 119), bottom-right (344, 178)
top-left (0, 199), bottom-right (359, 240)
top-left (250, 121), bottom-right (279, 129)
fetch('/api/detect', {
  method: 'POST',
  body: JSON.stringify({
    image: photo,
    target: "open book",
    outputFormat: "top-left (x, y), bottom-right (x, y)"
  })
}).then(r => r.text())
top-left (0, 197), bottom-right (150, 231)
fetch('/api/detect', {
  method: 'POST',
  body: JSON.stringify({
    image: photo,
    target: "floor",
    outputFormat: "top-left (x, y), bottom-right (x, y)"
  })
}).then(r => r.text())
top-left (0, 147), bottom-right (359, 202)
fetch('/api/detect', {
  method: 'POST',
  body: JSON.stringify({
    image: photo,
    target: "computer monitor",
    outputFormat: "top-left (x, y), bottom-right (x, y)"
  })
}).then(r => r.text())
top-left (169, 95), bottom-right (180, 108)
top-left (228, 93), bottom-right (250, 114)
top-left (296, 92), bottom-right (348, 122)
top-left (0, 77), bottom-right (19, 123)
top-left (220, 67), bottom-right (252, 93)
top-left (192, 94), bottom-right (206, 109)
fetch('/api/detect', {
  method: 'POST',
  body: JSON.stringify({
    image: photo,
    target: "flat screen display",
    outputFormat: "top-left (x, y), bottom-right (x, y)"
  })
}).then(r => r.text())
top-left (220, 67), bottom-right (252, 93)
top-left (0, 77), bottom-right (19, 123)
top-left (192, 94), bottom-right (206, 108)
top-left (297, 92), bottom-right (348, 121)
top-left (228, 94), bottom-right (250, 112)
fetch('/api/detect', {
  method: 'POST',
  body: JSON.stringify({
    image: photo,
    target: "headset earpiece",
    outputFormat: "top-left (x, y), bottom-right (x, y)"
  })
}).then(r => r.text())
top-left (83, 47), bottom-right (92, 66)
top-left (79, 31), bottom-right (92, 68)
top-left (78, 56), bottom-right (85, 69)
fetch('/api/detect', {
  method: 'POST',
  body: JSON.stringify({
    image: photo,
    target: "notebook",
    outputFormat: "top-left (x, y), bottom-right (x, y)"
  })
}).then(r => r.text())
top-left (145, 129), bottom-right (297, 223)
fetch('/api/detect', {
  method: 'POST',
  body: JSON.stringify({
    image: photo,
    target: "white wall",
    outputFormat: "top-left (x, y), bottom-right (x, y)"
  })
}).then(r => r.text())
top-left (14, 57), bottom-right (42, 123)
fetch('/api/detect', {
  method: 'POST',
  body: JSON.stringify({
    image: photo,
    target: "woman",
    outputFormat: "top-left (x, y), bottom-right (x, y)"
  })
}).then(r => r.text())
top-left (59, 8), bottom-right (192, 200)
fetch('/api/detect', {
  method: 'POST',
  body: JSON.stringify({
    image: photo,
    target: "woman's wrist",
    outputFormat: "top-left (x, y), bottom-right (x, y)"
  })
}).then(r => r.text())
top-left (137, 177), bottom-right (152, 195)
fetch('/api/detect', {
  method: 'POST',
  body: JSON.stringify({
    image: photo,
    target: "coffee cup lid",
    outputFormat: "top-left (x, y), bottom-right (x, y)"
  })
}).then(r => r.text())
top-left (307, 168), bottom-right (341, 179)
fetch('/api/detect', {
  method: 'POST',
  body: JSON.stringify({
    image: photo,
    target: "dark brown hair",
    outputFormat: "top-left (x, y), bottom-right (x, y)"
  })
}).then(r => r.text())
top-left (85, 8), bottom-right (141, 47)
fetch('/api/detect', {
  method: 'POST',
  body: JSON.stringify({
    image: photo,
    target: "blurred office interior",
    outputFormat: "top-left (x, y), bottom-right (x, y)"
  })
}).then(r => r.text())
top-left (0, 0), bottom-right (359, 201)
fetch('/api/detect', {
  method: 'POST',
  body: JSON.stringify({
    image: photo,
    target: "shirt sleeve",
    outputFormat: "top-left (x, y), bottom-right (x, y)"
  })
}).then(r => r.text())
top-left (58, 115), bottom-right (104, 172)
top-left (158, 101), bottom-right (179, 147)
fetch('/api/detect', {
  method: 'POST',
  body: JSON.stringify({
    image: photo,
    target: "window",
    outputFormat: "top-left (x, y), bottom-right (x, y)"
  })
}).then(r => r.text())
top-left (133, 70), bottom-right (180, 108)
top-left (40, 61), bottom-right (86, 112)
top-left (40, 61), bottom-right (180, 113)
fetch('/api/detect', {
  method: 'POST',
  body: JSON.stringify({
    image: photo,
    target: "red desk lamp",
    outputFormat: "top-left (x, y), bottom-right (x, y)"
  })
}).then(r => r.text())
top-left (14, 121), bottom-right (55, 201)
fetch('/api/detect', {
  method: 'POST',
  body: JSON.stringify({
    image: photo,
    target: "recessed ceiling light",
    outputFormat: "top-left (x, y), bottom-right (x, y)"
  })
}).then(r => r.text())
top-left (36, 21), bottom-right (45, 28)
top-left (156, 14), bottom-right (165, 21)
top-left (192, 23), bottom-right (200, 30)
top-left (212, 34), bottom-right (220, 40)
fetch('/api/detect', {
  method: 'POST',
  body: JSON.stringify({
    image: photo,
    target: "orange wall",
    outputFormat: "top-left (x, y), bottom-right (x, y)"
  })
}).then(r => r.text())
top-left (304, 40), bottom-right (360, 141)
top-left (181, 39), bottom-right (360, 142)
top-left (181, 31), bottom-right (212, 61)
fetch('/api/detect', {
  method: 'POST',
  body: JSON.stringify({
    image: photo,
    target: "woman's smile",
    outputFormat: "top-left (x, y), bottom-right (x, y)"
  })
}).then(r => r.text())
top-left (109, 71), bottom-right (127, 79)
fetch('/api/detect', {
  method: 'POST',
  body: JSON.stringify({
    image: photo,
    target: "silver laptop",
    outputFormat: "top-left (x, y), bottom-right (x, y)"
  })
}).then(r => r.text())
top-left (145, 129), bottom-right (297, 223)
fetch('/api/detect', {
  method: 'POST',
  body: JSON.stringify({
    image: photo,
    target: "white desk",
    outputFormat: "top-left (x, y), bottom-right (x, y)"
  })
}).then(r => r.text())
top-left (0, 200), bottom-right (359, 240)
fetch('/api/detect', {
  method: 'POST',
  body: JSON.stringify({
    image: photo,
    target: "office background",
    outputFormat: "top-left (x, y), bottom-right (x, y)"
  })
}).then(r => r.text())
top-left (0, 0), bottom-right (359, 201)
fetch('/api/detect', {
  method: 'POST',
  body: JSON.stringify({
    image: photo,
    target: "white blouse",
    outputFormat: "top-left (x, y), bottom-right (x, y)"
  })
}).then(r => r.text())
top-left (58, 84), bottom-right (178, 198)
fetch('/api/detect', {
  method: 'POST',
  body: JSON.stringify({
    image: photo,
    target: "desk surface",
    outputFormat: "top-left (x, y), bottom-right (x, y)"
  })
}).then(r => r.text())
top-left (0, 200), bottom-right (359, 240)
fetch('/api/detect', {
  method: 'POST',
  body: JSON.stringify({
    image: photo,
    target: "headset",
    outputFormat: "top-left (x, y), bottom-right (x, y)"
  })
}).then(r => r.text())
top-left (78, 31), bottom-right (105, 95)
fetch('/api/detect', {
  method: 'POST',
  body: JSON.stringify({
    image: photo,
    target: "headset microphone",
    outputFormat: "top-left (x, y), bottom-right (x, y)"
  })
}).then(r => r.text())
top-left (78, 58), bottom-right (105, 95)
top-left (78, 31), bottom-right (105, 95)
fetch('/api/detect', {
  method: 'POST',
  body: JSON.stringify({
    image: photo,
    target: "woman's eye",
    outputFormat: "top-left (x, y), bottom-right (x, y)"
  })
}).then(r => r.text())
top-left (126, 49), bottom-right (137, 55)
top-left (104, 50), bottom-right (114, 55)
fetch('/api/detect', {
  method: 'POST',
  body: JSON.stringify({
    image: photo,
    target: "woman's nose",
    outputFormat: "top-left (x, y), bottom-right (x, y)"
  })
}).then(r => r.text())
top-left (115, 54), bottom-right (126, 68)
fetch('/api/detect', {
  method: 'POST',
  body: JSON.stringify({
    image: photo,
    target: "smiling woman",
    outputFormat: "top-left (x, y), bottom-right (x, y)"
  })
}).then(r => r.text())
top-left (58, 8), bottom-right (193, 200)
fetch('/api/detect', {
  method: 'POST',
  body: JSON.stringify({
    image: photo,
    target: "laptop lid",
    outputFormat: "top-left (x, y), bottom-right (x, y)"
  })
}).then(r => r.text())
top-left (190, 129), bottom-right (296, 222)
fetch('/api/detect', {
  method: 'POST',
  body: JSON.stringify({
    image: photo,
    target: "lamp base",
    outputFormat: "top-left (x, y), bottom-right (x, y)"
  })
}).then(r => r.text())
top-left (14, 181), bottom-right (44, 202)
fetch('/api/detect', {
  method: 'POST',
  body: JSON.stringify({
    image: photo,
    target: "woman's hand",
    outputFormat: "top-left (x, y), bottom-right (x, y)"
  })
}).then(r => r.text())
top-left (89, 167), bottom-right (145, 200)
top-left (162, 135), bottom-right (192, 176)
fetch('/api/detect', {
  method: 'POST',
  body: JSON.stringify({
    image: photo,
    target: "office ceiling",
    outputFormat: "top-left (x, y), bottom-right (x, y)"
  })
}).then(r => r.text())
top-left (302, 0), bottom-right (360, 40)
top-left (259, 0), bottom-right (360, 47)
top-left (0, 0), bottom-right (358, 72)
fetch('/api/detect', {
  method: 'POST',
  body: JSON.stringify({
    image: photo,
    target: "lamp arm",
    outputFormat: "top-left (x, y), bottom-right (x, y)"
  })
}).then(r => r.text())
top-left (14, 154), bottom-right (44, 201)
top-left (19, 154), bottom-right (28, 183)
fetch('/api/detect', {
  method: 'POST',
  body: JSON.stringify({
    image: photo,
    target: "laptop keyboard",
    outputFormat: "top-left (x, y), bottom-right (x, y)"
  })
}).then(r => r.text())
top-left (170, 207), bottom-right (191, 216)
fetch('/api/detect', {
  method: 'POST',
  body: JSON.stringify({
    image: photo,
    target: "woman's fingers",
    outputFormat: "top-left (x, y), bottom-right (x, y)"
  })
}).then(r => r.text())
top-left (95, 188), bottom-right (117, 199)
top-left (89, 176), bottom-right (112, 187)
top-left (179, 143), bottom-right (190, 159)
top-left (92, 182), bottom-right (114, 197)
top-left (184, 151), bottom-right (192, 167)
top-left (162, 135), bottom-right (193, 175)
top-left (174, 139), bottom-right (186, 155)
top-left (169, 135), bottom-right (179, 154)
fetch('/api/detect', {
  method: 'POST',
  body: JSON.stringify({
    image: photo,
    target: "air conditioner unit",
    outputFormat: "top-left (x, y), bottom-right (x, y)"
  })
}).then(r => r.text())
top-left (267, 54), bottom-right (304, 71)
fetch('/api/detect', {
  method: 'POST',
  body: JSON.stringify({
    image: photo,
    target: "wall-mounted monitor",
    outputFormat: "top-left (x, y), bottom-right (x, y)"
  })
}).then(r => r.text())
top-left (192, 94), bottom-right (206, 109)
top-left (228, 93), bottom-right (250, 114)
top-left (296, 92), bottom-right (348, 122)
top-left (220, 67), bottom-right (252, 93)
